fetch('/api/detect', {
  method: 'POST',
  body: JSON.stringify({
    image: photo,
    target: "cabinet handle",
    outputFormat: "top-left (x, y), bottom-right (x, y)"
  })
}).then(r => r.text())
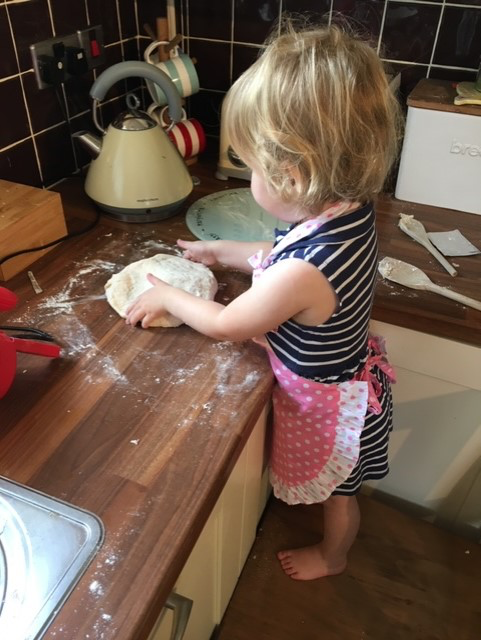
top-left (165, 592), bottom-right (193, 640)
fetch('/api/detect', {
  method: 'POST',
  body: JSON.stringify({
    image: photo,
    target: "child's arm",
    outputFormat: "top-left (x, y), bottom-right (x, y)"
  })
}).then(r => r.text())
top-left (177, 239), bottom-right (273, 273)
top-left (125, 258), bottom-right (337, 340)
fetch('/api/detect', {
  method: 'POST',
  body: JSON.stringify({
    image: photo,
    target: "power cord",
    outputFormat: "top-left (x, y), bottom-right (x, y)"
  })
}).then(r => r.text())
top-left (0, 209), bottom-right (100, 266)
top-left (0, 83), bottom-right (100, 267)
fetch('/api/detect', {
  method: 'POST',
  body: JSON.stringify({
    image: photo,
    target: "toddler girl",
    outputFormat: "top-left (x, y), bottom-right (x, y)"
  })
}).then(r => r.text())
top-left (126, 22), bottom-right (401, 580)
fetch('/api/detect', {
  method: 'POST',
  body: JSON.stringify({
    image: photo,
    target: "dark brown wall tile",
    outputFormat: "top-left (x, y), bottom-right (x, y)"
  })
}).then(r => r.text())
top-left (189, 0), bottom-right (232, 40)
top-left (2, 0), bottom-right (480, 189)
top-left (387, 62), bottom-right (429, 104)
top-left (7, 0), bottom-right (53, 72)
top-left (188, 90), bottom-right (224, 137)
top-left (430, 67), bottom-right (477, 83)
top-left (137, 0), bottom-right (167, 35)
top-left (0, 77), bottom-right (30, 147)
top-left (71, 111), bottom-right (97, 168)
top-left (0, 139), bottom-right (41, 187)
top-left (332, 0), bottom-right (384, 39)
top-left (100, 96), bottom-right (128, 130)
top-left (49, 0), bottom-right (88, 35)
top-left (0, 6), bottom-right (18, 78)
top-left (35, 123), bottom-right (76, 185)
top-left (87, 0), bottom-right (120, 45)
top-left (234, 0), bottom-right (280, 44)
top-left (283, 0), bottom-right (330, 20)
top-left (119, 0), bottom-right (137, 40)
top-left (123, 39), bottom-right (140, 62)
top-left (448, 0), bottom-right (481, 6)
top-left (232, 44), bottom-right (261, 82)
top-left (188, 40), bottom-right (230, 91)
top-left (433, 7), bottom-right (481, 68)
top-left (22, 71), bottom-right (65, 132)
top-left (65, 73), bottom-right (95, 118)
top-left (382, 2), bottom-right (442, 64)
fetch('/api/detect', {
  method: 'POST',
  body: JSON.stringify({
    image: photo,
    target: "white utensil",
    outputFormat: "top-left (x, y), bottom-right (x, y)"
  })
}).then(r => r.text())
top-left (398, 214), bottom-right (458, 277)
top-left (378, 257), bottom-right (481, 311)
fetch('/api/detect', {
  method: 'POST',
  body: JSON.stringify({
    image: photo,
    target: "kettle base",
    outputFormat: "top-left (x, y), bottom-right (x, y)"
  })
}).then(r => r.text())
top-left (92, 197), bottom-right (188, 223)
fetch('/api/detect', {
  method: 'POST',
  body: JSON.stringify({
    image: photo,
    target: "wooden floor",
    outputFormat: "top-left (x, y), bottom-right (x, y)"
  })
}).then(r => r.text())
top-left (216, 495), bottom-right (481, 640)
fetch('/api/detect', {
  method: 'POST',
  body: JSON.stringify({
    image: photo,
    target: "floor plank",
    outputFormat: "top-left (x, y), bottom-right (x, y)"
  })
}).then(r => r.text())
top-left (216, 495), bottom-right (481, 640)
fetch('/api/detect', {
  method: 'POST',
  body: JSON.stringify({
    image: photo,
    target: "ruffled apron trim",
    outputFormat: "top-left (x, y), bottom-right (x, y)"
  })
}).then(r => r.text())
top-left (266, 337), bottom-right (395, 506)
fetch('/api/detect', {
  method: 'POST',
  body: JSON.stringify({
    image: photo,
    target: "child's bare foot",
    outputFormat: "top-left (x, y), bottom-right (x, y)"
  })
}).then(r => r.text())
top-left (277, 544), bottom-right (347, 580)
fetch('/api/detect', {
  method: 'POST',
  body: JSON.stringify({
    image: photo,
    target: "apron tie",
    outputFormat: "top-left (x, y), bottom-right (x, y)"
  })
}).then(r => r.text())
top-left (355, 335), bottom-right (396, 415)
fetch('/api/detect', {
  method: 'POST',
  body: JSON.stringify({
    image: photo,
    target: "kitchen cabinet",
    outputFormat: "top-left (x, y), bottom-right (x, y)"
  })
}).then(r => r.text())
top-left (148, 405), bottom-right (270, 640)
top-left (366, 320), bottom-right (481, 538)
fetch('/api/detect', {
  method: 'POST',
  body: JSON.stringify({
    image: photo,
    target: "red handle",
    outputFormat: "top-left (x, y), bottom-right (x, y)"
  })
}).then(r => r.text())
top-left (0, 333), bottom-right (17, 398)
top-left (0, 287), bottom-right (18, 312)
top-left (12, 337), bottom-right (61, 358)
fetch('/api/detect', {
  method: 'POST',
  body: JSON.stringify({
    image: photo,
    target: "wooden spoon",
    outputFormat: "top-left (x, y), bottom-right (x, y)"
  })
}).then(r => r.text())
top-left (398, 213), bottom-right (457, 277)
top-left (378, 257), bottom-right (481, 311)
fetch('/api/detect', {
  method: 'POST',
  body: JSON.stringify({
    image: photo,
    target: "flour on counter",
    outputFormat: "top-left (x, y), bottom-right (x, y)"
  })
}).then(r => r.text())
top-left (89, 580), bottom-right (105, 597)
top-left (213, 349), bottom-right (262, 395)
top-left (141, 239), bottom-right (181, 255)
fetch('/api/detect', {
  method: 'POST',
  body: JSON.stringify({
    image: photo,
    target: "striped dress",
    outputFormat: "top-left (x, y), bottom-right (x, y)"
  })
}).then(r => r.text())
top-left (265, 203), bottom-right (393, 497)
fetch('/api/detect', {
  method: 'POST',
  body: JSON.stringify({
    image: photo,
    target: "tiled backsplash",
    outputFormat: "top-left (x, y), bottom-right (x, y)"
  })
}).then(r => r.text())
top-left (0, 0), bottom-right (163, 187)
top-left (1, 0), bottom-right (480, 189)
top-left (178, 0), bottom-right (481, 140)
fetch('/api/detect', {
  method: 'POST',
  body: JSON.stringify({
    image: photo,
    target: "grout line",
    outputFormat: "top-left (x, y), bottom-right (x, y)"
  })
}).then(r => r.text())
top-left (133, 0), bottom-right (140, 60)
top-left (388, 0), bottom-right (479, 6)
top-left (377, 0), bottom-right (389, 56)
top-left (46, 0), bottom-right (55, 37)
top-left (0, 135), bottom-right (34, 153)
top-left (427, 2), bottom-right (445, 77)
top-left (229, 0), bottom-right (234, 85)
top-left (4, 2), bottom-right (43, 183)
top-left (115, 0), bottom-right (124, 57)
top-left (382, 58), bottom-right (429, 67)
top-left (186, 35), bottom-right (263, 48)
top-left (133, 0), bottom-right (140, 37)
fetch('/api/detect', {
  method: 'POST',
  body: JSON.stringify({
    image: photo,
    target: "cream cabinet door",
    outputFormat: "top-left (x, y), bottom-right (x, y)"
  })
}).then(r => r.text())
top-left (147, 504), bottom-right (220, 640)
top-left (148, 404), bottom-right (269, 640)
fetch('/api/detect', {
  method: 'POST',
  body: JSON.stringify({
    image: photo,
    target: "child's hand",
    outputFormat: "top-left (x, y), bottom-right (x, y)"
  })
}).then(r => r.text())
top-left (125, 274), bottom-right (170, 329)
top-left (177, 239), bottom-right (217, 266)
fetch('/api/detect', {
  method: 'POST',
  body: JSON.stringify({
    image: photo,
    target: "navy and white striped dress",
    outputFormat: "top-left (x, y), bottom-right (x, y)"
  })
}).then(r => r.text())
top-left (266, 203), bottom-right (393, 496)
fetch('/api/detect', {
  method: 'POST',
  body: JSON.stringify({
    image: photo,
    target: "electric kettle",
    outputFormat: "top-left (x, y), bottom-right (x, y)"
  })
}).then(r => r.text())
top-left (73, 61), bottom-right (193, 222)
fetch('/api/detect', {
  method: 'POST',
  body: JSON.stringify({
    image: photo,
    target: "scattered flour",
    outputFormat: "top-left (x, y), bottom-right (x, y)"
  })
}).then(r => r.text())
top-left (142, 239), bottom-right (182, 255)
top-left (89, 580), bottom-right (104, 597)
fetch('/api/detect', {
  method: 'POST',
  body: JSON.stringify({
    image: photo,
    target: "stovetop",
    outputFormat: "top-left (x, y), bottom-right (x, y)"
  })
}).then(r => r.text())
top-left (0, 477), bottom-right (104, 640)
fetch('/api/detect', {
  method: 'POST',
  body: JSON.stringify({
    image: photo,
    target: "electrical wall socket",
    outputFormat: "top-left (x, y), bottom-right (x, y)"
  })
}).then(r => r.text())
top-left (77, 25), bottom-right (105, 71)
top-left (30, 25), bottom-right (105, 90)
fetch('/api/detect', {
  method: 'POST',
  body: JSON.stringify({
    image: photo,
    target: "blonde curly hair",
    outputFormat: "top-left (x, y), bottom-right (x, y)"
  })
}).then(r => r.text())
top-left (224, 21), bottom-right (403, 210)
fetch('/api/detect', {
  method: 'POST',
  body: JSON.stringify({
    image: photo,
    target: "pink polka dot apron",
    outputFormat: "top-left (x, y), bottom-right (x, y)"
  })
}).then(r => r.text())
top-left (248, 203), bottom-right (396, 505)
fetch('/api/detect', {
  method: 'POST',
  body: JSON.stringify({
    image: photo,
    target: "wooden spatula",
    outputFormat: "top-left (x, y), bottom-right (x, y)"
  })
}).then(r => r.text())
top-left (398, 214), bottom-right (457, 277)
top-left (378, 257), bottom-right (481, 311)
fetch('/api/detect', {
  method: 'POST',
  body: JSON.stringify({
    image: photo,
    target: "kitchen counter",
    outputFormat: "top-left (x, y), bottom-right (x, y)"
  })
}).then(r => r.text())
top-left (374, 193), bottom-right (481, 346)
top-left (1, 156), bottom-right (480, 640)
top-left (0, 161), bottom-right (274, 640)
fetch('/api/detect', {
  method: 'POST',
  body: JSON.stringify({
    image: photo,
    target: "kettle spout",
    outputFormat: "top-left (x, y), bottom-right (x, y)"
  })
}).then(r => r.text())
top-left (72, 131), bottom-right (102, 159)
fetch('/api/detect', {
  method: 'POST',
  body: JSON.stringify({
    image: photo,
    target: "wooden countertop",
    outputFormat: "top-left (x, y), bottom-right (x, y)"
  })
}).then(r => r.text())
top-left (1, 156), bottom-right (480, 640)
top-left (0, 161), bottom-right (273, 640)
top-left (374, 194), bottom-right (481, 346)
top-left (407, 78), bottom-right (481, 117)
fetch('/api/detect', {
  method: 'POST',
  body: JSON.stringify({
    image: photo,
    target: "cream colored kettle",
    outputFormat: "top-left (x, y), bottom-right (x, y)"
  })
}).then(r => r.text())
top-left (73, 61), bottom-right (193, 222)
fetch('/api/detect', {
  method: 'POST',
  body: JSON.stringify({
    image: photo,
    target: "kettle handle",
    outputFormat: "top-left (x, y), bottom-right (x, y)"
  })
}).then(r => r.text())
top-left (89, 61), bottom-right (184, 123)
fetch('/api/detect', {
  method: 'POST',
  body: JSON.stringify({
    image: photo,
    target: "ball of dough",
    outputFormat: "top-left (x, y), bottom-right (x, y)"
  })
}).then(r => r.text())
top-left (105, 253), bottom-right (218, 327)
